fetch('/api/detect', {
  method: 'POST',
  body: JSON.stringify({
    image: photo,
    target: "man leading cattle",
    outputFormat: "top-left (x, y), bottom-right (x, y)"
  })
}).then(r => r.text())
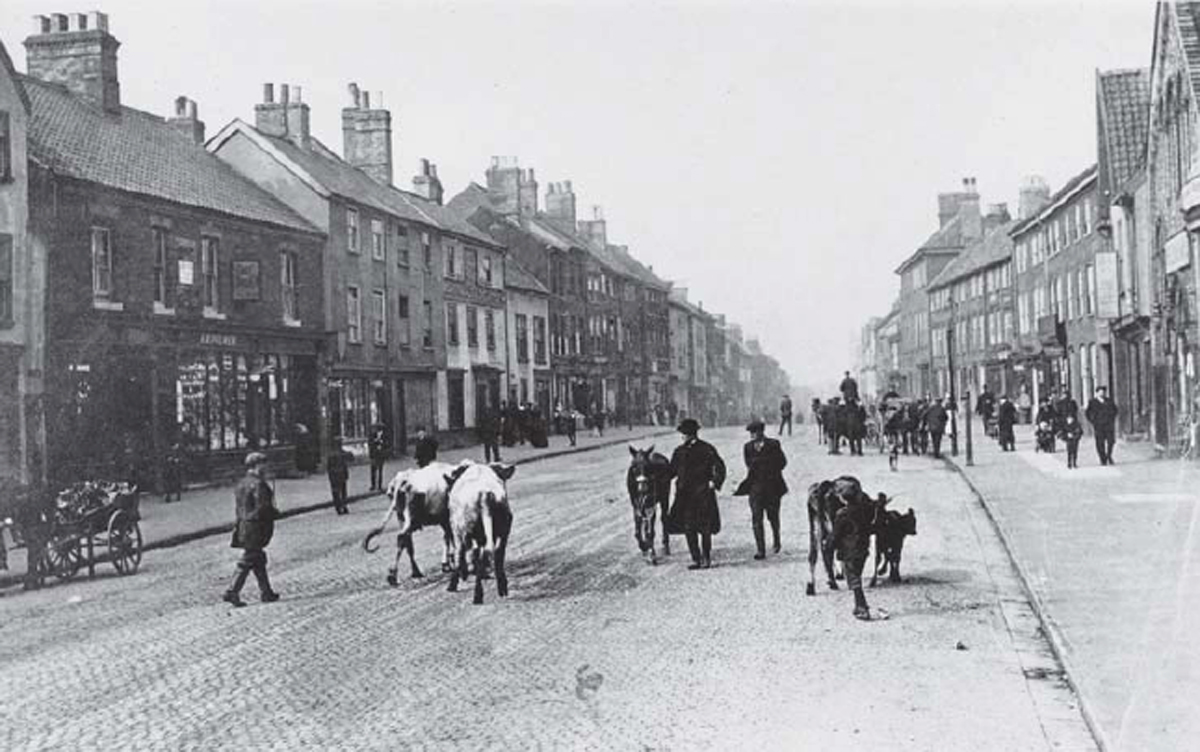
top-left (734, 419), bottom-right (788, 560)
top-left (666, 418), bottom-right (727, 570)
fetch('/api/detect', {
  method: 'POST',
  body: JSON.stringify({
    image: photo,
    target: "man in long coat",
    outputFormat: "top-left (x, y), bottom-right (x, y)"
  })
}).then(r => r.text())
top-left (1085, 386), bottom-right (1119, 465)
top-left (734, 419), bottom-right (788, 559)
top-left (822, 397), bottom-right (842, 454)
top-left (997, 395), bottom-right (1017, 451)
top-left (224, 452), bottom-right (280, 607)
top-left (666, 419), bottom-right (727, 569)
top-left (923, 398), bottom-right (949, 458)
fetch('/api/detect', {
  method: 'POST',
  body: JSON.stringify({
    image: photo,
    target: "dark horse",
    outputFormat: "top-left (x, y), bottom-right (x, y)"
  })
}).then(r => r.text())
top-left (627, 445), bottom-right (672, 564)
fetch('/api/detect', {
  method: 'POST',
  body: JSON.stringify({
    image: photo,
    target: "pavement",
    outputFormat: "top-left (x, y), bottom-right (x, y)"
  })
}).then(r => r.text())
top-left (0, 425), bottom-right (1094, 750)
top-left (0, 426), bottom-right (675, 590)
top-left (944, 416), bottom-right (1200, 752)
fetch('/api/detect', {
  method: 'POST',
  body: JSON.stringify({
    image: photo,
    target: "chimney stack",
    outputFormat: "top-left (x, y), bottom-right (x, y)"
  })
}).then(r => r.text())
top-left (25, 11), bottom-right (121, 113)
top-left (1018, 175), bottom-right (1052, 220)
top-left (412, 158), bottom-right (444, 204)
top-left (577, 205), bottom-right (607, 246)
top-left (255, 82), bottom-right (311, 149)
top-left (486, 156), bottom-right (539, 218)
top-left (544, 180), bottom-right (578, 233)
top-left (342, 82), bottom-right (394, 185)
top-left (168, 95), bottom-right (206, 145)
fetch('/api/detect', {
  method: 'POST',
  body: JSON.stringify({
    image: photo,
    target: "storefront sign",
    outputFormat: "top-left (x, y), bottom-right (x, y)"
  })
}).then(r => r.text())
top-left (233, 260), bottom-right (261, 301)
top-left (1164, 231), bottom-right (1191, 274)
top-left (1095, 252), bottom-right (1119, 319)
top-left (179, 259), bottom-right (195, 286)
top-left (200, 333), bottom-right (237, 347)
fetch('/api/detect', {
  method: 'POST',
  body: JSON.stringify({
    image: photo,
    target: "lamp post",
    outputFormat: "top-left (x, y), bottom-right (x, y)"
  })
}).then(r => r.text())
top-left (947, 302), bottom-right (959, 457)
top-left (965, 388), bottom-right (974, 466)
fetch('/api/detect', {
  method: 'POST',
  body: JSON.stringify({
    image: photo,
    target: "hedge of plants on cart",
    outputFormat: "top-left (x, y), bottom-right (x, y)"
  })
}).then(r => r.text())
top-left (0, 477), bottom-right (142, 590)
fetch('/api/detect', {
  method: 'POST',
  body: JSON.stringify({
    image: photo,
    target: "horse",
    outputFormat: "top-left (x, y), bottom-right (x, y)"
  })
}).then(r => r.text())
top-left (362, 462), bottom-right (458, 585)
top-left (627, 445), bottom-right (672, 564)
top-left (806, 476), bottom-right (890, 596)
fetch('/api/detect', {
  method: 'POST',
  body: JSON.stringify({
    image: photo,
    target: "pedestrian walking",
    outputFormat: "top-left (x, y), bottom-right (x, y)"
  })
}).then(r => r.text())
top-left (665, 418), bottom-right (726, 570)
top-left (1062, 415), bottom-right (1083, 468)
top-left (839, 370), bottom-right (859, 404)
top-left (223, 452), bottom-right (280, 607)
top-left (997, 395), bottom-right (1017, 451)
top-left (846, 399), bottom-right (866, 456)
top-left (413, 426), bottom-right (438, 468)
top-left (326, 438), bottom-right (352, 514)
top-left (368, 423), bottom-right (389, 492)
top-left (1056, 389), bottom-right (1079, 428)
top-left (479, 405), bottom-right (502, 462)
top-left (923, 398), bottom-right (948, 458)
top-left (828, 489), bottom-right (877, 621)
top-left (733, 419), bottom-right (788, 560)
top-left (162, 441), bottom-right (184, 503)
top-left (778, 395), bottom-right (793, 437)
top-left (1085, 386), bottom-right (1119, 465)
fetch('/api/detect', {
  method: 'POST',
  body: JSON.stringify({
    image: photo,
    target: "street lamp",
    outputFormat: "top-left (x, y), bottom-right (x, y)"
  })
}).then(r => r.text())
top-left (947, 300), bottom-right (959, 457)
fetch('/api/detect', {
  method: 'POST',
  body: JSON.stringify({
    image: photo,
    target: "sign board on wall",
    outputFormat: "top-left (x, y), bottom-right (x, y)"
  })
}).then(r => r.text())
top-left (1095, 252), bottom-right (1119, 319)
top-left (232, 261), bottom-right (261, 300)
top-left (1165, 230), bottom-right (1191, 274)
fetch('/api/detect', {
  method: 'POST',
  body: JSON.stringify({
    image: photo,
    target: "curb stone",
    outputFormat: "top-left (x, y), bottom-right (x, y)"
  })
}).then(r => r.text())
top-left (942, 455), bottom-right (1109, 752)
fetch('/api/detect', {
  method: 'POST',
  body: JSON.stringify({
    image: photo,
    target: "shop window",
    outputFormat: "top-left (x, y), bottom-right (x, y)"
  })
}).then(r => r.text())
top-left (467, 305), bottom-right (478, 347)
top-left (347, 286), bottom-right (362, 343)
top-left (0, 234), bottom-right (11, 326)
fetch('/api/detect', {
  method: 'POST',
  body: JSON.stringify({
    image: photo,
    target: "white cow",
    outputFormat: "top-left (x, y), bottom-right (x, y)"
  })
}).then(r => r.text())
top-left (444, 462), bottom-right (515, 604)
top-left (363, 461), bottom-right (461, 585)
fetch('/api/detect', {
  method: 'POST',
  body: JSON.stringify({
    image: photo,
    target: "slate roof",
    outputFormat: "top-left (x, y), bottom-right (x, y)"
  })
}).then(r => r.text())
top-left (1176, 3), bottom-right (1200, 100)
top-left (21, 77), bottom-right (318, 233)
top-left (1010, 164), bottom-right (1098, 237)
top-left (505, 258), bottom-right (549, 295)
top-left (927, 220), bottom-right (1018, 290)
top-left (1097, 68), bottom-right (1150, 189)
top-left (609, 245), bottom-right (670, 289)
top-left (894, 215), bottom-right (965, 274)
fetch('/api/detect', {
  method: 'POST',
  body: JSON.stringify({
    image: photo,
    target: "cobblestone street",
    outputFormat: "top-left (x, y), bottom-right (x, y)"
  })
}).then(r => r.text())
top-left (0, 427), bottom-right (1092, 750)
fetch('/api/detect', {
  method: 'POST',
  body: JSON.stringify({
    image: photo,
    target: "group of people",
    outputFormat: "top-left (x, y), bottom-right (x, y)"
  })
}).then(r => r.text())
top-left (878, 394), bottom-right (951, 458)
top-left (1033, 387), bottom-right (1119, 468)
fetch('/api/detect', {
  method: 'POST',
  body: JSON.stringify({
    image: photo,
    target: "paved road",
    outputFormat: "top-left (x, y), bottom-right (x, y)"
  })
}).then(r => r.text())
top-left (0, 427), bottom-right (1093, 750)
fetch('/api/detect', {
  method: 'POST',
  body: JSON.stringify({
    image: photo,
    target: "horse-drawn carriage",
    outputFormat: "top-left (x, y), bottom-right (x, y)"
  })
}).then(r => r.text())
top-left (1, 480), bottom-right (143, 588)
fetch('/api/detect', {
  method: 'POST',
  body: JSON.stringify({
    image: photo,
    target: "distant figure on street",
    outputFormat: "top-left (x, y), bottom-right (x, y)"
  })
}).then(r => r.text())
top-left (163, 441), bottom-right (184, 503)
top-left (734, 419), bottom-right (787, 559)
top-left (811, 398), bottom-right (823, 443)
top-left (778, 395), bottom-right (793, 437)
top-left (840, 371), bottom-right (859, 404)
top-left (845, 399), bottom-right (866, 456)
top-left (368, 424), bottom-right (389, 492)
top-left (1085, 386), bottom-right (1119, 465)
top-left (1062, 415), bottom-right (1084, 469)
top-left (923, 398), bottom-right (949, 458)
top-left (223, 452), bottom-right (280, 607)
top-left (413, 426), bottom-right (438, 468)
top-left (1035, 398), bottom-right (1057, 453)
top-left (666, 418), bottom-right (726, 570)
top-left (975, 386), bottom-right (995, 424)
top-left (479, 405), bottom-right (502, 462)
top-left (326, 438), bottom-right (353, 515)
top-left (1055, 389), bottom-right (1079, 429)
top-left (997, 395), bottom-right (1017, 452)
top-left (1017, 384), bottom-right (1033, 424)
top-left (293, 422), bottom-right (317, 475)
top-left (822, 397), bottom-right (842, 454)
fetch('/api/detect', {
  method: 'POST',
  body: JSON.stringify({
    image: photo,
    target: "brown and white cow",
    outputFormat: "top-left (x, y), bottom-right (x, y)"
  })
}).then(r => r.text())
top-left (362, 461), bottom-right (459, 585)
top-left (444, 461), bottom-right (516, 605)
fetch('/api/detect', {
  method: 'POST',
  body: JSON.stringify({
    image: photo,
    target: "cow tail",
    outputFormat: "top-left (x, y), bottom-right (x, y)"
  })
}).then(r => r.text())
top-left (481, 492), bottom-right (497, 565)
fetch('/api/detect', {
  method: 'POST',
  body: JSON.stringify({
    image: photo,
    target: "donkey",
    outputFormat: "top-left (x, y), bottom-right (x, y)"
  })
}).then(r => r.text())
top-left (627, 445), bottom-right (672, 564)
top-left (362, 462), bottom-right (458, 585)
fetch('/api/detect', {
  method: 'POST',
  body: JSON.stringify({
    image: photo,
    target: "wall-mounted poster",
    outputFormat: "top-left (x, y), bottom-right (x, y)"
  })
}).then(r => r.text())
top-left (233, 260), bottom-right (261, 301)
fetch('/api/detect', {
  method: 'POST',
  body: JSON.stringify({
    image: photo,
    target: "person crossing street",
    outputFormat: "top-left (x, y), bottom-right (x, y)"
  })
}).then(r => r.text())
top-left (223, 452), bottom-right (280, 607)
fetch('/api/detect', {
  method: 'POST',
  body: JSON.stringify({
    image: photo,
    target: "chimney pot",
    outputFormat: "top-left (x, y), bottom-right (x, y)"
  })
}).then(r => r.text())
top-left (292, 85), bottom-right (302, 103)
top-left (175, 95), bottom-right (187, 117)
top-left (89, 11), bottom-right (109, 32)
top-left (187, 99), bottom-right (197, 119)
top-left (34, 15), bottom-right (49, 34)
top-left (362, 90), bottom-right (370, 109)
top-left (348, 82), bottom-right (360, 107)
top-left (263, 83), bottom-right (274, 104)
top-left (280, 84), bottom-right (290, 105)
top-left (53, 13), bottom-right (68, 32)
top-left (71, 13), bottom-right (87, 31)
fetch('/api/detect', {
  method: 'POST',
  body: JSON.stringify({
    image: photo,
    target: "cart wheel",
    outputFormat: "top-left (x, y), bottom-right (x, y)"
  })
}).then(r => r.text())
top-left (108, 510), bottom-right (142, 575)
top-left (45, 536), bottom-right (82, 581)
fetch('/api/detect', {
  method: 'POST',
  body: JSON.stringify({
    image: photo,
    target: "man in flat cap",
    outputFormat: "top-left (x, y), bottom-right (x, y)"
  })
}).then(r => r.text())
top-left (665, 418), bottom-right (726, 569)
top-left (223, 451), bottom-right (280, 607)
top-left (734, 418), bottom-right (788, 560)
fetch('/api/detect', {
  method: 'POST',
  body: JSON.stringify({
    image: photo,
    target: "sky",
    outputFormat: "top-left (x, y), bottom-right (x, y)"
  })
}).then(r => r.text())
top-left (0, 0), bottom-right (1155, 392)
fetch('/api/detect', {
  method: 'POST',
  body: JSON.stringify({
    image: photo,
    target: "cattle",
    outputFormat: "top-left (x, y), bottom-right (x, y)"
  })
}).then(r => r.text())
top-left (627, 445), bottom-right (672, 564)
top-left (805, 476), bottom-right (890, 596)
top-left (871, 507), bottom-right (916, 586)
top-left (444, 461), bottom-right (516, 605)
top-left (362, 461), bottom-right (459, 585)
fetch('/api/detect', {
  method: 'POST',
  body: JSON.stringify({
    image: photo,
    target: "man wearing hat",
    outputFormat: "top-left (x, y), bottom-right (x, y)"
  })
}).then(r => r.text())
top-left (666, 418), bottom-right (727, 569)
top-left (1085, 386), bottom-right (1119, 465)
top-left (734, 419), bottom-right (788, 559)
top-left (224, 452), bottom-right (280, 607)
top-left (326, 437), bottom-right (353, 515)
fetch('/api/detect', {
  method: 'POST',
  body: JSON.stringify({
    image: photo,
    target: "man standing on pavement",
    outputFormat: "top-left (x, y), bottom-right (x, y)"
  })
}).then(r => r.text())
top-left (326, 438), bottom-right (352, 515)
top-left (923, 398), bottom-right (949, 458)
top-left (997, 394), bottom-right (1017, 452)
top-left (368, 424), bottom-right (389, 492)
top-left (734, 419), bottom-right (787, 560)
top-left (1085, 386), bottom-right (1119, 465)
top-left (666, 419), bottom-right (726, 570)
top-left (840, 371), bottom-right (859, 404)
top-left (479, 405), bottom-right (502, 463)
top-left (413, 426), bottom-right (438, 468)
top-left (778, 395), bottom-right (793, 437)
top-left (224, 452), bottom-right (280, 607)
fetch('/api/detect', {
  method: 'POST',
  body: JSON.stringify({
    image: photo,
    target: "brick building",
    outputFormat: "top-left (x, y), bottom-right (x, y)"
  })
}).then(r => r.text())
top-left (9, 14), bottom-right (328, 487)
